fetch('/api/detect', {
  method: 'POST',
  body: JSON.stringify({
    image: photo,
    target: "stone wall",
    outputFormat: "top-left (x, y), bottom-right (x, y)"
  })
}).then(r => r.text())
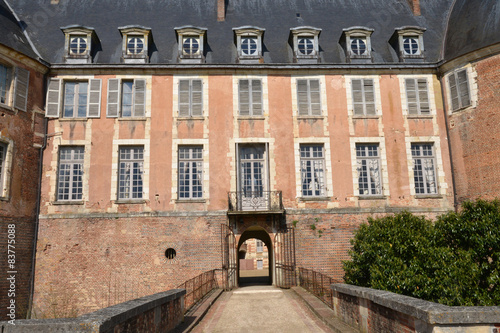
top-left (332, 284), bottom-right (500, 333)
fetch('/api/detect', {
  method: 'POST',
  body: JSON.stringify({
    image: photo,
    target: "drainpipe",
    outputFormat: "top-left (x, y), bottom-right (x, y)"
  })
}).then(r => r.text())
top-left (438, 71), bottom-right (458, 212)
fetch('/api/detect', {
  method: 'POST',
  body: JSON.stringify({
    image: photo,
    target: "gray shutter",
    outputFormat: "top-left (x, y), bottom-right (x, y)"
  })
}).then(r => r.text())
top-left (106, 79), bottom-right (120, 117)
top-left (87, 79), bottom-right (102, 118)
top-left (14, 67), bottom-right (29, 111)
top-left (417, 79), bottom-right (430, 114)
top-left (448, 73), bottom-right (459, 111)
top-left (309, 79), bottom-right (321, 115)
top-left (191, 79), bottom-right (203, 116)
top-left (251, 79), bottom-right (262, 116)
top-left (239, 79), bottom-right (250, 116)
top-left (178, 79), bottom-right (190, 117)
top-left (405, 78), bottom-right (418, 115)
top-left (352, 79), bottom-right (364, 115)
top-left (457, 69), bottom-right (471, 108)
top-left (297, 79), bottom-right (309, 115)
top-left (133, 79), bottom-right (146, 117)
top-left (45, 78), bottom-right (61, 117)
top-left (364, 79), bottom-right (376, 115)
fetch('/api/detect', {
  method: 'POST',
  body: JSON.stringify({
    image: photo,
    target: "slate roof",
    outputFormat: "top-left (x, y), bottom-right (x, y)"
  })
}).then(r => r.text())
top-left (0, 0), bottom-right (39, 60)
top-left (4, 0), bottom-right (500, 66)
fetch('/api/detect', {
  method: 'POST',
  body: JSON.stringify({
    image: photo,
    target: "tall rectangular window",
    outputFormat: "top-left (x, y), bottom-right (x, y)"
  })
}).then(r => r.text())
top-left (352, 78), bottom-right (376, 115)
top-left (448, 69), bottom-right (471, 111)
top-left (300, 145), bottom-right (326, 197)
top-left (64, 81), bottom-right (88, 118)
top-left (0, 64), bottom-right (10, 105)
top-left (118, 146), bottom-right (144, 200)
top-left (106, 79), bottom-right (146, 118)
top-left (57, 147), bottom-right (84, 201)
top-left (0, 143), bottom-right (6, 192)
top-left (411, 143), bottom-right (437, 195)
top-left (356, 144), bottom-right (382, 196)
top-left (179, 79), bottom-right (203, 117)
top-left (178, 146), bottom-right (203, 199)
top-left (297, 79), bottom-right (321, 116)
top-left (405, 78), bottom-right (430, 115)
top-left (257, 259), bottom-right (263, 270)
top-left (238, 79), bottom-right (262, 116)
top-left (256, 240), bottom-right (263, 252)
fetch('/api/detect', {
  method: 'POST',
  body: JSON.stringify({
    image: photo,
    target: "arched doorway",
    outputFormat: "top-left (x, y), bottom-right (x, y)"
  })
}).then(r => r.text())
top-left (237, 226), bottom-right (273, 286)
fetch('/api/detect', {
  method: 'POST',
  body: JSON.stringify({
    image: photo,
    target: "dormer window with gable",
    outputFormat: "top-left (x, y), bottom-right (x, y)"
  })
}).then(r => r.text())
top-left (290, 27), bottom-right (321, 63)
top-left (119, 26), bottom-right (151, 63)
top-left (341, 27), bottom-right (374, 63)
top-left (61, 26), bottom-right (98, 64)
top-left (391, 26), bottom-right (426, 62)
top-left (175, 26), bottom-right (207, 63)
top-left (233, 26), bottom-right (265, 63)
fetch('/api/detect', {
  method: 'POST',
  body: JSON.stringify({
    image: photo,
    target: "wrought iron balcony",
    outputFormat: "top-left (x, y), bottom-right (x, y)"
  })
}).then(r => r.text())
top-left (228, 191), bottom-right (283, 213)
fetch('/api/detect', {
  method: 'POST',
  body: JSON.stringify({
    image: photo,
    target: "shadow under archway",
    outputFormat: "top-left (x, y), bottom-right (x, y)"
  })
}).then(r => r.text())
top-left (237, 227), bottom-right (273, 287)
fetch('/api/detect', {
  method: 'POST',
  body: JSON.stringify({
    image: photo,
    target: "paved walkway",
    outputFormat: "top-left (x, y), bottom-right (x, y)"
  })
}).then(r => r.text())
top-left (191, 285), bottom-right (334, 333)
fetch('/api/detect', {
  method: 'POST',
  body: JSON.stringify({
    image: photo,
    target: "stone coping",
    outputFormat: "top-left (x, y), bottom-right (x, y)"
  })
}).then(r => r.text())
top-left (1, 289), bottom-right (186, 332)
top-left (331, 284), bottom-right (500, 325)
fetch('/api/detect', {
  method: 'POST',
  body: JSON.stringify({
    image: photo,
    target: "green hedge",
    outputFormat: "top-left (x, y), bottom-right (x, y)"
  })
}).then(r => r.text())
top-left (343, 200), bottom-right (500, 306)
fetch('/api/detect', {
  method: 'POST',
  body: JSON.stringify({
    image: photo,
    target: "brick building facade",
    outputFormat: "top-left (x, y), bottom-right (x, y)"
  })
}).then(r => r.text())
top-left (0, 0), bottom-right (499, 318)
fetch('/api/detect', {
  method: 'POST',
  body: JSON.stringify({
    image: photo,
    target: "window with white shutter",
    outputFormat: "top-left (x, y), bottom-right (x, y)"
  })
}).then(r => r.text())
top-left (0, 65), bottom-right (30, 112)
top-left (107, 79), bottom-right (146, 118)
top-left (448, 69), bottom-right (471, 112)
top-left (297, 79), bottom-right (321, 116)
top-left (45, 79), bottom-right (61, 118)
top-left (405, 78), bottom-right (430, 115)
top-left (14, 68), bottom-right (29, 112)
top-left (239, 79), bottom-right (262, 116)
top-left (87, 79), bottom-right (102, 118)
top-left (179, 79), bottom-right (203, 117)
top-left (352, 78), bottom-right (376, 116)
top-left (45, 79), bottom-right (102, 118)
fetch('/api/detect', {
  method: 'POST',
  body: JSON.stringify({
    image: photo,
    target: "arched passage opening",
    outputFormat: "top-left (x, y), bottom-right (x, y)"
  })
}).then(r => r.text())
top-left (237, 226), bottom-right (273, 286)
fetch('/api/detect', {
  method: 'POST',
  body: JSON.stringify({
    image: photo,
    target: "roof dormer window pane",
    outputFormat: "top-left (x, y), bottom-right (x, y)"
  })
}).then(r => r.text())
top-left (403, 37), bottom-right (419, 55)
top-left (298, 37), bottom-right (314, 55)
top-left (351, 38), bottom-right (367, 55)
top-left (69, 36), bottom-right (87, 55)
top-left (183, 37), bottom-right (200, 55)
top-left (127, 37), bottom-right (144, 55)
top-left (241, 37), bottom-right (258, 56)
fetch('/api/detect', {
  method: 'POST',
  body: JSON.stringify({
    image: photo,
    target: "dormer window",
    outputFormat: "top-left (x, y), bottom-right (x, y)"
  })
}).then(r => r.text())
top-left (61, 26), bottom-right (97, 64)
top-left (233, 26), bottom-right (265, 63)
top-left (290, 27), bottom-right (321, 63)
top-left (341, 27), bottom-right (374, 63)
top-left (119, 26), bottom-right (151, 63)
top-left (175, 26), bottom-right (207, 63)
top-left (392, 26), bottom-right (426, 61)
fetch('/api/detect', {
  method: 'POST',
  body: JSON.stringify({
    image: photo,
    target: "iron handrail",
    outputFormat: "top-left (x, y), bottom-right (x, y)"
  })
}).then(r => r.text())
top-left (176, 269), bottom-right (217, 312)
top-left (298, 267), bottom-right (342, 309)
top-left (228, 190), bottom-right (283, 212)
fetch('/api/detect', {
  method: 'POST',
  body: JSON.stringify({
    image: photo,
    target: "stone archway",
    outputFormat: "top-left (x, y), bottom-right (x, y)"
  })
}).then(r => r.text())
top-left (237, 226), bottom-right (274, 286)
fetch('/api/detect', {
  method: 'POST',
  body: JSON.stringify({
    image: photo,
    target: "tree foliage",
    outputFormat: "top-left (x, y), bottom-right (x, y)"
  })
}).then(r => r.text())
top-left (343, 200), bottom-right (500, 306)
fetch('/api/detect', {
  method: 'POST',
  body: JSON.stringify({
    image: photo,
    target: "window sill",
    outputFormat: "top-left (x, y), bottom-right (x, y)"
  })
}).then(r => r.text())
top-left (358, 195), bottom-right (386, 200)
top-left (407, 114), bottom-right (434, 119)
top-left (299, 196), bottom-right (330, 202)
top-left (176, 199), bottom-right (206, 203)
top-left (177, 116), bottom-right (205, 121)
top-left (0, 196), bottom-right (10, 202)
top-left (59, 118), bottom-right (88, 122)
top-left (238, 116), bottom-right (265, 120)
top-left (52, 201), bottom-right (84, 205)
top-left (450, 104), bottom-right (474, 114)
top-left (115, 199), bottom-right (147, 204)
top-left (296, 115), bottom-right (324, 119)
top-left (118, 117), bottom-right (148, 121)
top-left (415, 194), bottom-right (442, 199)
top-left (352, 115), bottom-right (380, 119)
top-left (0, 104), bottom-right (15, 113)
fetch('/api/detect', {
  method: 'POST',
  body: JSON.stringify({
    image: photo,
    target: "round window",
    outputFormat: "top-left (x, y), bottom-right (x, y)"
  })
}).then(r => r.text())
top-left (165, 248), bottom-right (177, 260)
top-left (70, 37), bottom-right (87, 55)
top-left (403, 37), bottom-right (419, 55)
top-left (241, 37), bottom-right (258, 56)
top-left (350, 38), bottom-right (367, 55)
top-left (183, 37), bottom-right (200, 55)
top-left (127, 37), bottom-right (144, 55)
top-left (297, 38), bottom-right (314, 55)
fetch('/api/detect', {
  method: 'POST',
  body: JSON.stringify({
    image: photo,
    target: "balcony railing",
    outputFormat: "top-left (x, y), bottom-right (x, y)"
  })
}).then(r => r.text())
top-left (228, 191), bottom-right (283, 213)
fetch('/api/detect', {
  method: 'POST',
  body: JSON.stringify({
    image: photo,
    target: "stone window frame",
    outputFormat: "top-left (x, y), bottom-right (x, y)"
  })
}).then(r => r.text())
top-left (238, 78), bottom-right (263, 117)
top-left (341, 26), bottom-right (374, 62)
top-left (45, 77), bottom-right (102, 119)
top-left (290, 26), bottom-right (321, 63)
top-left (106, 78), bottom-right (147, 118)
top-left (298, 144), bottom-right (328, 198)
top-left (345, 75), bottom-right (382, 118)
top-left (117, 145), bottom-right (145, 202)
top-left (405, 136), bottom-right (446, 197)
top-left (232, 74), bottom-right (269, 120)
top-left (393, 26), bottom-right (426, 61)
top-left (175, 26), bottom-right (207, 64)
top-left (233, 26), bottom-right (265, 63)
top-left (350, 137), bottom-right (390, 199)
top-left (445, 65), bottom-right (477, 113)
top-left (411, 143), bottom-right (438, 196)
top-left (118, 26), bottom-right (152, 64)
top-left (0, 57), bottom-right (30, 112)
top-left (61, 25), bottom-right (97, 64)
top-left (292, 75), bottom-right (327, 118)
top-left (256, 239), bottom-right (264, 253)
top-left (399, 75), bottom-right (436, 117)
top-left (0, 137), bottom-right (13, 201)
top-left (173, 75), bottom-right (208, 119)
top-left (56, 146), bottom-right (85, 203)
top-left (177, 145), bottom-right (204, 200)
